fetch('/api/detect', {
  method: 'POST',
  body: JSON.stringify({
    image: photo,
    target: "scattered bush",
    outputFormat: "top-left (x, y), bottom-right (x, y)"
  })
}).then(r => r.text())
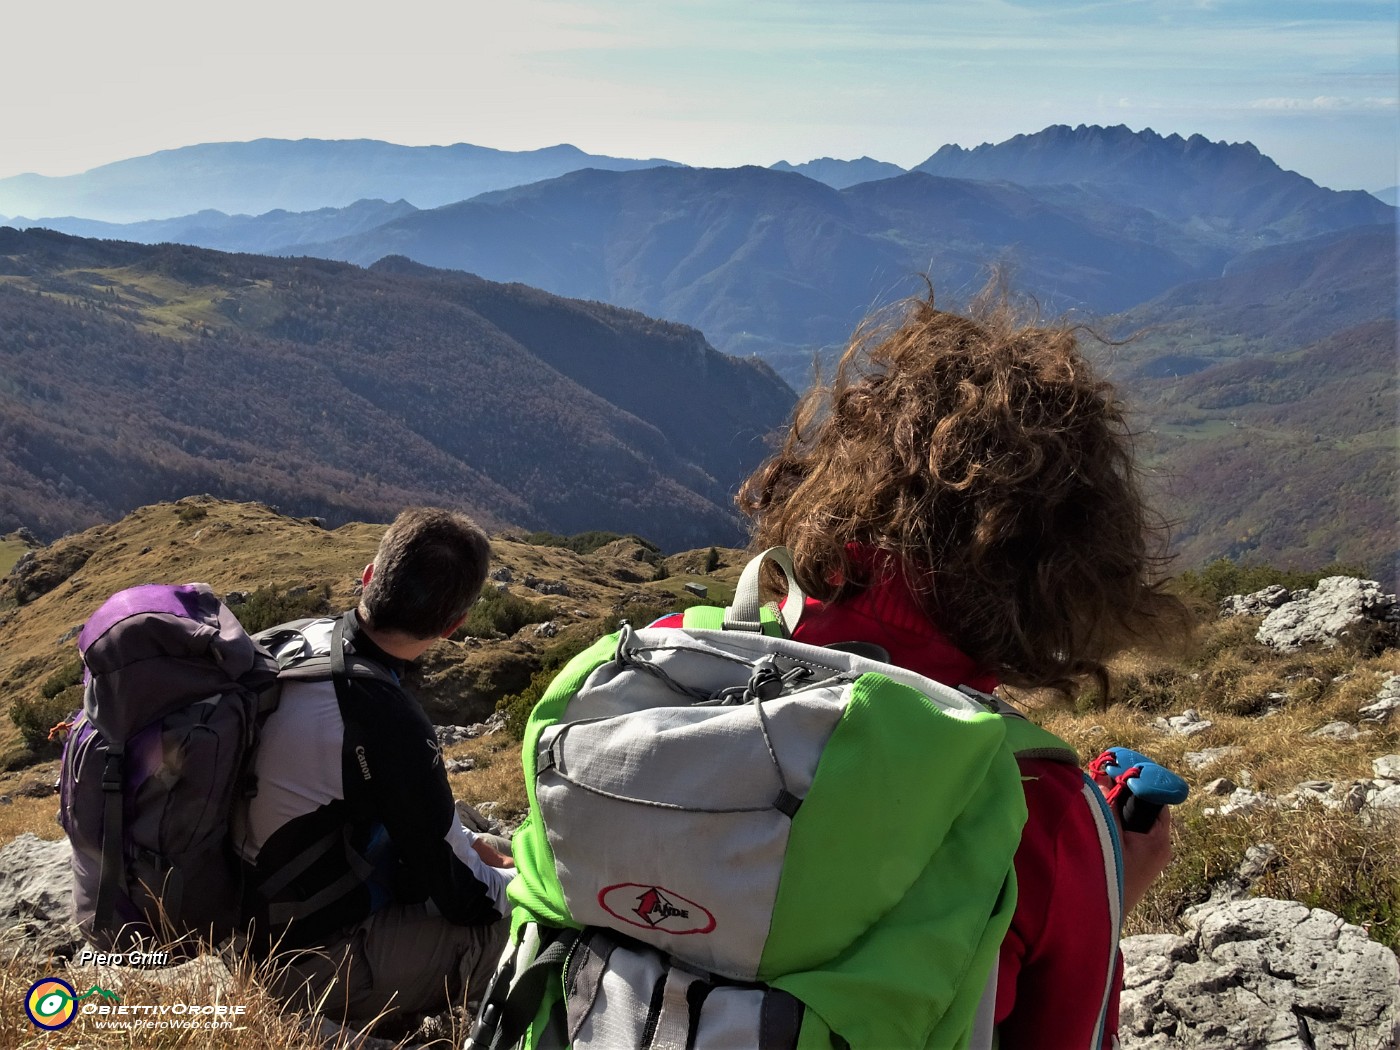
top-left (523, 530), bottom-right (660, 557)
top-left (233, 584), bottom-right (332, 634)
top-left (10, 686), bottom-right (80, 754)
top-left (176, 504), bottom-right (208, 526)
top-left (1173, 558), bottom-right (1370, 609)
top-left (40, 658), bottom-right (83, 699)
top-left (457, 588), bottom-right (554, 639)
top-left (1131, 805), bottom-right (1400, 952)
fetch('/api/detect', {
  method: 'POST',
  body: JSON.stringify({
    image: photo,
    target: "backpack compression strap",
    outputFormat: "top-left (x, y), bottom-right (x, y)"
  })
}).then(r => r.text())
top-left (467, 924), bottom-right (578, 1050)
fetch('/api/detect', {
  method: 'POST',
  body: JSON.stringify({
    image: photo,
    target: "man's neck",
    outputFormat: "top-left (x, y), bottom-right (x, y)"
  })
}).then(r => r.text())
top-left (354, 605), bottom-right (437, 662)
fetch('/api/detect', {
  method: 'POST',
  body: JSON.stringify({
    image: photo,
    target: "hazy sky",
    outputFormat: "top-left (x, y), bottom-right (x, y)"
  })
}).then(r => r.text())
top-left (3, 0), bottom-right (1395, 191)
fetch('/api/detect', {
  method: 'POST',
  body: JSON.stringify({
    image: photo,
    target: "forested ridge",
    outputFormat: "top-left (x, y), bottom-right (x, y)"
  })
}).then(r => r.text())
top-left (0, 229), bottom-right (794, 549)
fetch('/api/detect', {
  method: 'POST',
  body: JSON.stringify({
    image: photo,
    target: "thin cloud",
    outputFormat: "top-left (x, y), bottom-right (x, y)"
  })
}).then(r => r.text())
top-left (1250, 96), bottom-right (1399, 110)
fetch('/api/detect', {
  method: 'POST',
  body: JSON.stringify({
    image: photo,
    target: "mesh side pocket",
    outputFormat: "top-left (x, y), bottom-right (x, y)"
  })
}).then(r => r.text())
top-left (565, 929), bottom-right (801, 1050)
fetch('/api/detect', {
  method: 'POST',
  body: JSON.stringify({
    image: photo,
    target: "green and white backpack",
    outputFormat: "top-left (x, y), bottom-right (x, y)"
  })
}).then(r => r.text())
top-left (471, 549), bottom-right (1123, 1050)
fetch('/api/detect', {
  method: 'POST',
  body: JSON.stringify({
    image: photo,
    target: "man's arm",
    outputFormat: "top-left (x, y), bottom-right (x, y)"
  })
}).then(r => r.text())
top-left (342, 681), bottom-right (510, 924)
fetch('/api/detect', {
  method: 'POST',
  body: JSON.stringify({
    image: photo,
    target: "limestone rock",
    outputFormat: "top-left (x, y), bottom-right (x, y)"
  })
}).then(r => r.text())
top-left (1154, 708), bottom-right (1214, 737)
top-left (1255, 577), bottom-right (1398, 651)
top-left (1186, 746), bottom-right (1243, 770)
top-left (1309, 721), bottom-right (1368, 742)
top-left (0, 833), bottom-right (84, 966)
top-left (1361, 676), bottom-right (1400, 725)
top-left (1120, 897), bottom-right (1400, 1049)
top-left (0, 833), bottom-right (73, 923)
top-left (1220, 584), bottom-right (1293, 618)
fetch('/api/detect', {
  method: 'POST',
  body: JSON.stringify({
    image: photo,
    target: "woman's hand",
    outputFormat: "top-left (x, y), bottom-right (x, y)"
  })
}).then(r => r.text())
top-left (1120, 805), bottom-right (1172, 912)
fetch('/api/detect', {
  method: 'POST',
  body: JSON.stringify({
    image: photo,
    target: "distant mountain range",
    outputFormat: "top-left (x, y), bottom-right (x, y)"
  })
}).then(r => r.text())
top-left (0, 139), bottom-right (680, 223)
top-left (914, 125), bottom-right (1389, 244)
top-left (0, 228), bottom-right (793, 549)
top-left (769, 156), bottom-right (907, 188)
top-left (8, 126), bottom-right (1390, 389)
top-left (2, 124), bottom-right (1395, 575)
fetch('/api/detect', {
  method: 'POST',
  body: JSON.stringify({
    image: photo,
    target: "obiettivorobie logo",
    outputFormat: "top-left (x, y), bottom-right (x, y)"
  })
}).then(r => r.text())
top-left (23, 973), bottom-right (248, 1032)
top-left (25, 978), bottom-right (120, 1030)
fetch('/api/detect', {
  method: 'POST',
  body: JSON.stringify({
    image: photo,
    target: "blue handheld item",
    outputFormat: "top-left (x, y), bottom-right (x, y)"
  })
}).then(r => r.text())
top-left (1097, 747), bottom-right (1189, 833)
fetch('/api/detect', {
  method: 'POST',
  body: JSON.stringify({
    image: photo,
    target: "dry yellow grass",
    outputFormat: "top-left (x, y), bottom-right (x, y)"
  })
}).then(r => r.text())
top-left (446, 737), bottom-right (529, 827)
top-left (0, 938), bottom-right (477, 1049)
top-left (2, 498), bottom-right (1396, 1047)
top-left (1037, 620), bottom-right (1400, 948)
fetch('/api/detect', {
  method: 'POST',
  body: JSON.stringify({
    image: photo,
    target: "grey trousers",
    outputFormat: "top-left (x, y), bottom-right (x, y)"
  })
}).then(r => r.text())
top-left (267, 903), bottom-right (511, 1025)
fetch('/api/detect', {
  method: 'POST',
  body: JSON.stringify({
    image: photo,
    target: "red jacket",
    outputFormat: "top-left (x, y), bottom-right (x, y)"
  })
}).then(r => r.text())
top-left (665, 566), bottom-right (1122, 1048)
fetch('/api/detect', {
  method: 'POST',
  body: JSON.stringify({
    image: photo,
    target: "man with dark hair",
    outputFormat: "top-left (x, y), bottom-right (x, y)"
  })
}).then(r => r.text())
top-left (235, 507), bottom-right (512, 1026)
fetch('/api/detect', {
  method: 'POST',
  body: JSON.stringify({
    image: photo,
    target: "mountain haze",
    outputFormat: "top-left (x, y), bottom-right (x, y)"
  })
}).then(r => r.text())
top-left (7, 199), bottom-right (420, 256)
top-left (284, 163), bottom-right (1245, 383)
top-left (0, 228), bottom-right (793, 549)
top-left (0, 139), bottom-right (681, 223)
top-left (1113, 224), bottom-right (1398, 374)
top-left (769, 157), bottom-right (908, 188)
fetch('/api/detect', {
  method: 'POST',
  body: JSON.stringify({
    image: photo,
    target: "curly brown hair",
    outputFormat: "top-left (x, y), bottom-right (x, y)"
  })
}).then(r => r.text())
top-left (738, 285), bottom-right (1190, 693)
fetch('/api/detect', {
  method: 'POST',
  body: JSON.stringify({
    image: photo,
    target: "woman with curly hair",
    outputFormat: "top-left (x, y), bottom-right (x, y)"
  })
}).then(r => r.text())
top-left (735, 285), bottom-right (1190, 1048)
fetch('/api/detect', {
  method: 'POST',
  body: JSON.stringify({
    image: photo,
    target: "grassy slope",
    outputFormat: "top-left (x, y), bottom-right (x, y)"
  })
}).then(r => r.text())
top-left (0, 500), bottom-right (1395, 1048)
top-left (0, 536), bottom-right (28, 578)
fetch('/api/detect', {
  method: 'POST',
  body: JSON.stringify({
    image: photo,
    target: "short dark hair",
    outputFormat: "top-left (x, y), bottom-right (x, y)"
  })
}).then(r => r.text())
top-left (360, 508), bottom-right (491, 639)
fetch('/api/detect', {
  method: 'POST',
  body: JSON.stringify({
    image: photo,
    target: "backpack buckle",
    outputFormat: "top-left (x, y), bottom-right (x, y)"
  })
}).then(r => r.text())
top-left (101, 753), bottom-right (124, 792)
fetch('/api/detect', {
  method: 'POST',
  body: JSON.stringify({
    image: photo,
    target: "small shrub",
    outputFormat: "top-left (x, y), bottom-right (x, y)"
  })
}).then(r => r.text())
top-left (704, 547), bottom-right (722, 572)
top-left (40, 658), bottom-right (83, 699)
top-left (233, 584), bottom-right (332, 634)
top-left (176, 504), bottom-right (208, 526)
top-left (1174, 558), bottom-right (1370, 608)
top-left (457, 588), bottom-right (553, 639)
top-left (10, 686), bottom-right (80, 753)
top-left (498, 666), bottom-right (559, 740)
top-left (1110, 659), bottom-right (1187, 713)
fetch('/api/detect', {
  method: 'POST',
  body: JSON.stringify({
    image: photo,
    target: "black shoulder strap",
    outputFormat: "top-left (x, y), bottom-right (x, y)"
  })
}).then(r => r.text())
top-left (93, 746), bottom-right (127, 941)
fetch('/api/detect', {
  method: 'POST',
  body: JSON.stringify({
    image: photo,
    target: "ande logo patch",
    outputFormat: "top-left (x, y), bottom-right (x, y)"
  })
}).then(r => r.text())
top-left (599, 882), bottom-right (716, 935)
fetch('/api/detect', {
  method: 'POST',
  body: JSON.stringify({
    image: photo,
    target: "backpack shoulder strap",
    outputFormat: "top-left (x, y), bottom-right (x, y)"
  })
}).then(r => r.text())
top-left (961, 685), bottom-right (1124, 1050)
top-left (269, 614), bottom-right (400, 688)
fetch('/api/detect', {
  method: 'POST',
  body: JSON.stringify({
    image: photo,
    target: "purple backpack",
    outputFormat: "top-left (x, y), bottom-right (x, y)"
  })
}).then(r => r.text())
top-left (59, 583), bottom-right (279, 952)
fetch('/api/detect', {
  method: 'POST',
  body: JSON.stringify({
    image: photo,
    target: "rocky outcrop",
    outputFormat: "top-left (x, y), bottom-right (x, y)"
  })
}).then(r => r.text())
top-left (1154, 708), bottom-right (1214, 737)
top-left (1362, 675), bottom-right (1400, 725)
top-left (0, 832), bottom-right (84, 966)
top-left (1221, 577), bottom-right (1400, 651)
top-left (1, 543), bottom-right (96, 605)
top-left (1202, 754), bottom-right (1400, 825)
top-left (1120, 898), bottom-right (1400, 1049)
top-left (1220, 584), bottom-right (1293, 618)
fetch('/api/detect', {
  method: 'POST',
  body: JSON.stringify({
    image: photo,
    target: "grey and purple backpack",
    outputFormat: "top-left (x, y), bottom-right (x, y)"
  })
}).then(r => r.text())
top-left (58, 584), bottom-right (395, 953)
top-left (60, 583), bottom-right (279, 952)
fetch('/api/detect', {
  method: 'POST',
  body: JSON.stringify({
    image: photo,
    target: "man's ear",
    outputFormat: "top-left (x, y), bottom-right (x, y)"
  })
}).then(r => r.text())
top-left (361, 562), bottom-right (374, 588)
top-left (440, 613), bottom-right (468, 640)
